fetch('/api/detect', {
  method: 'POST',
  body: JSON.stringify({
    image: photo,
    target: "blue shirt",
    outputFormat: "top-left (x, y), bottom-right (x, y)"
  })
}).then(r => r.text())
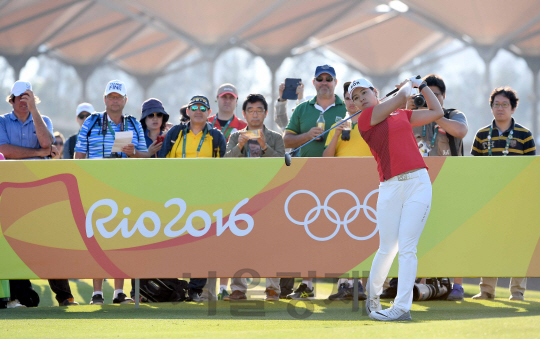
top-left (0, 111), bottom-right (54, 159)
top-left (74, 112), bottom-right (147, 159)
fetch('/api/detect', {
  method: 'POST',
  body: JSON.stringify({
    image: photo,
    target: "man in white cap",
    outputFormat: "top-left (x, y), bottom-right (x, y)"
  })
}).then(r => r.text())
top-left (74, 80), bottom-right (150, 160)
top-left (75, 80), bottom-right (150, 305)
top-left (0, 81), bottom-right (80, 307)
top-left (0, 81), bottom-right (57, 159)
top-left (63, 102), bottom-right (94, 159)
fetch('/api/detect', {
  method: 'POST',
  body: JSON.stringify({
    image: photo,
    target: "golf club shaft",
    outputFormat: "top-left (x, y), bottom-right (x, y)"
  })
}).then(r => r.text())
top-left (380, 75), bottom-right (421, 100)
top-left (290, 110), bottom-right (362, 154)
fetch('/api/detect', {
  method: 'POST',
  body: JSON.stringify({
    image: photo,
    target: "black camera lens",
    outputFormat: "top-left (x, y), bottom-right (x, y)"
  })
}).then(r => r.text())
top-left (413, 94), bottom-right (426, 108)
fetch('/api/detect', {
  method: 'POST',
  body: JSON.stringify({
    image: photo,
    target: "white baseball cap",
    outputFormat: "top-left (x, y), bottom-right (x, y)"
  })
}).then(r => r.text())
top-left (348, 78), bottom-right (374, 97)
top-left (104, 80), bottom-right (127, 97)
top-left (76, 102), bottom-right (95, 116)
top-left (11, 81), bottom-right (32, 96)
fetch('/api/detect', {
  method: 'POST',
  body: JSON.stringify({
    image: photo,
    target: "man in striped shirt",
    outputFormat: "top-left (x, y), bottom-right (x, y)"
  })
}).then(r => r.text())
top-left (471, 86), bottom-right (535, 301)
top-left (75, 80), bottom-right (149, 306)
top-left (74, 80), bottom-right (149, 159)
top-left (471, 86), bottom-right (535, 157)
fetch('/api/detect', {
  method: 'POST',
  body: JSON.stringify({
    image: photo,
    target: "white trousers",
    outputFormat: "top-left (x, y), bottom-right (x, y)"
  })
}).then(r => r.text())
top-left (368, 168), bottom-right (432, 311)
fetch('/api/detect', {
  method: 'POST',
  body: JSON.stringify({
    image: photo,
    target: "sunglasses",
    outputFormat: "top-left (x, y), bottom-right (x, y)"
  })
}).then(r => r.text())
top-left (315, 76), bottom-right (334, 82)
top-left (77, 113), bottom-right (91, 120)
top-left (54, 141), bottom-right (64, 146)
top-left (147, 112), bottom-right (164, 118)
top-left (190, 105), bottom-right (207, 112)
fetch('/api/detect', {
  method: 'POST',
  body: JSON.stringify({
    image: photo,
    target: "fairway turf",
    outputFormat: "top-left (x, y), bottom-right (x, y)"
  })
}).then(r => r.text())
top-left (1, 280), bottom-right (539, 338)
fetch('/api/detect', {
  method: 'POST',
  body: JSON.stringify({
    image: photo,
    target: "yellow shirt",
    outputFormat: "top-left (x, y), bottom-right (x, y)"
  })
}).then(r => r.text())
top-left (167, 129), bottom-right (218, 158)
top-left (325, 122), bottom-right (372, 157)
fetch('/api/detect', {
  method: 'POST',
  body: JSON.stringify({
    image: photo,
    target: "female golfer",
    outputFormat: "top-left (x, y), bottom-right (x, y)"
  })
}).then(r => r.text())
top-left (349, 77), bottom-right (443, 321)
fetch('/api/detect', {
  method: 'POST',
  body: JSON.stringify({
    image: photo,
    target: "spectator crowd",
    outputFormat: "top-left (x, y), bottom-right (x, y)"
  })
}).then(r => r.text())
top-left (0, 64), bottom-right (535, 308)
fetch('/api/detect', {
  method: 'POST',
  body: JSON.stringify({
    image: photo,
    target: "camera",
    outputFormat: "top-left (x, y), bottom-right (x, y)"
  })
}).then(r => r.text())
top-left (413, 94), bottom-right (427, 108)
top-left (413, 278), bottom-right (452, 301)
top-left (104, 152), bottom-right (122, 159)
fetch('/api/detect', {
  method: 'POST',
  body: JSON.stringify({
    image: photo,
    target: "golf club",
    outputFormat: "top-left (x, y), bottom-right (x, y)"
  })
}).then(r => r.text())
top-left (284, 110), bottom-right (361, 166)
top-left (284, 75), bottom-right (421, 166)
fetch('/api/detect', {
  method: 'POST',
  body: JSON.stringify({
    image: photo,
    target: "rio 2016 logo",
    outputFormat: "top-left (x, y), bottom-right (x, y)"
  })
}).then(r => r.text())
top-left (284, 189), bottom-right (378, 241)
top-left (85, 198), bottom-right (254, 239)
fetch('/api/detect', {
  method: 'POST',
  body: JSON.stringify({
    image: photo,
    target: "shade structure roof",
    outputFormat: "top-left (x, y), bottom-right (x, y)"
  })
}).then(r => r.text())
top-left (0, 0), bottom-right (539, 77)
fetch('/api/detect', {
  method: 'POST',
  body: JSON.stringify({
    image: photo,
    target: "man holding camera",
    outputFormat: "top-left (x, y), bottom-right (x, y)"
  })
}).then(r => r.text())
top-left (226, 94), bottom-right (285, 158)
top-left (381, 74), bottom-right (468, 302)
top-left (470, 86), bottom-right (535, 301)
top-left (223, 94), bottom-right (284, 301)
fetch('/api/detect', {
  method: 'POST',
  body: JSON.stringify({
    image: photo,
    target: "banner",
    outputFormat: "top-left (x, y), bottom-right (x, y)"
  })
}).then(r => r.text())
top-left (0, 157), bottom-right (539, 279)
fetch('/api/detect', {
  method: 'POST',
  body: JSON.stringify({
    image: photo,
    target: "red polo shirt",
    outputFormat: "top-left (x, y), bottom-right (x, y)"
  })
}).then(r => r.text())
top-left (358, 106), bottom-right (427, 182)
top-left (208, 114), bottom-right (247, 141)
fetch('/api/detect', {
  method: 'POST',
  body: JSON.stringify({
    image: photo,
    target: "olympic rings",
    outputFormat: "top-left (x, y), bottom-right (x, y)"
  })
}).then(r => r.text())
top-left (284, 189), bottom-right (379, 241)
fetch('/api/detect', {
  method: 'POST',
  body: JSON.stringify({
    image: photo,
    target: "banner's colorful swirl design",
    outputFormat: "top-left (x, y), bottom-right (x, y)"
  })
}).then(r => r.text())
top-left (0, 157), bottom-right (538, 278)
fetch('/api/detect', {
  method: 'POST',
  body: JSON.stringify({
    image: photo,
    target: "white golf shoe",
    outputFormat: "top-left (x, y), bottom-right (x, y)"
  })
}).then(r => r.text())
top-left (370, 306), bottom-right (412, 321)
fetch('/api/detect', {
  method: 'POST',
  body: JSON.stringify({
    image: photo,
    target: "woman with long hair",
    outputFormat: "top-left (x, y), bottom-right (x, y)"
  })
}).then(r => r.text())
top-left (349, 77), bottom-right (443, 321)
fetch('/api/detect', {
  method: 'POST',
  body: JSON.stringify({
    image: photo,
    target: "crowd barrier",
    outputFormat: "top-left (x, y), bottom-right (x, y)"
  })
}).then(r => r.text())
top-left (0, 157), bottom-right (539, 280)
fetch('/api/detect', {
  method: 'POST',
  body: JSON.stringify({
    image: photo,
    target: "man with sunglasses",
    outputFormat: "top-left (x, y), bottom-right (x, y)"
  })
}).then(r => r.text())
top-left (282, 64), bottom-right (347, 299)
top-left (208, 83), bottom-right (247, 141)
top-left (157, 96), bottom-right (225, 301)
top-left (159, 95), bottom-right (225, 160)
top-left (0, 81), bottom-right (79, 307)
top-left (283, 64), bottom-right (346, 157)
top-left (64, 103), bottom-right (94, 159)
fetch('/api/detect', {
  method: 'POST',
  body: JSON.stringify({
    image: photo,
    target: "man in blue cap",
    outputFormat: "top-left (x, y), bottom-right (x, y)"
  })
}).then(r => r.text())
top-left (283, 64), bottom-right (347, 158)
top-left (282, 65), bottom-right (347, 299)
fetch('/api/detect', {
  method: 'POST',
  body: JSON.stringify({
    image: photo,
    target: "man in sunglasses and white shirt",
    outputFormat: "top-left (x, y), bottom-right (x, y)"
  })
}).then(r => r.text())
top-left (282, 64), bottom-right (347, 299)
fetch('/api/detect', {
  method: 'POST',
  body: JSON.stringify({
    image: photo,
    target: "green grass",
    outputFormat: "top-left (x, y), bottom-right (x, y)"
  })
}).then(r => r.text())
top-left (1, 280), bottom-right (539, 338)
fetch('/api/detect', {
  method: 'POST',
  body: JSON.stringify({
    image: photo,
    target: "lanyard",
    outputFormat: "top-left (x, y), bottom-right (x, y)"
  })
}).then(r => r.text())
top-left (102, 113), bottom-right (127, 157)
top-left (212, 115), bottom-right (234, 139)
top-left (488, 125), bottom-right (513, 156)
top-left (182, 127), bottom-right (208, 158)
top-left (422, 125), bottom-right (439, 148)
top-left (103, 113), bottom-right (126, 136)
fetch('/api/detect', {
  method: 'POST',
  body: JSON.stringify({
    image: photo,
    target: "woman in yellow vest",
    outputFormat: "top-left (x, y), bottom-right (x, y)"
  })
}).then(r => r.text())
top-left (323, 82), bottom-right (372, 158)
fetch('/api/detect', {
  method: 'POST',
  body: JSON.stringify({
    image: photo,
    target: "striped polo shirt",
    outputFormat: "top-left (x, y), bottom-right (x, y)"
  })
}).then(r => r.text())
top-left (471, 118), bottom-right (536, 156)
top-left (74, 112), bottom-right (147, 158)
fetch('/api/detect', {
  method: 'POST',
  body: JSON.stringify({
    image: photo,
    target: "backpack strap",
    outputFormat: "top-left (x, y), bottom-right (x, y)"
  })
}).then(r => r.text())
top-left (443, 109), bottom-right (462, 156)
top-left (85, 113), bottom-right (102, 158)
top-left (68, 134), bottom-right (77, 159)
top-left (126, 115), bottom-right (140, 143)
